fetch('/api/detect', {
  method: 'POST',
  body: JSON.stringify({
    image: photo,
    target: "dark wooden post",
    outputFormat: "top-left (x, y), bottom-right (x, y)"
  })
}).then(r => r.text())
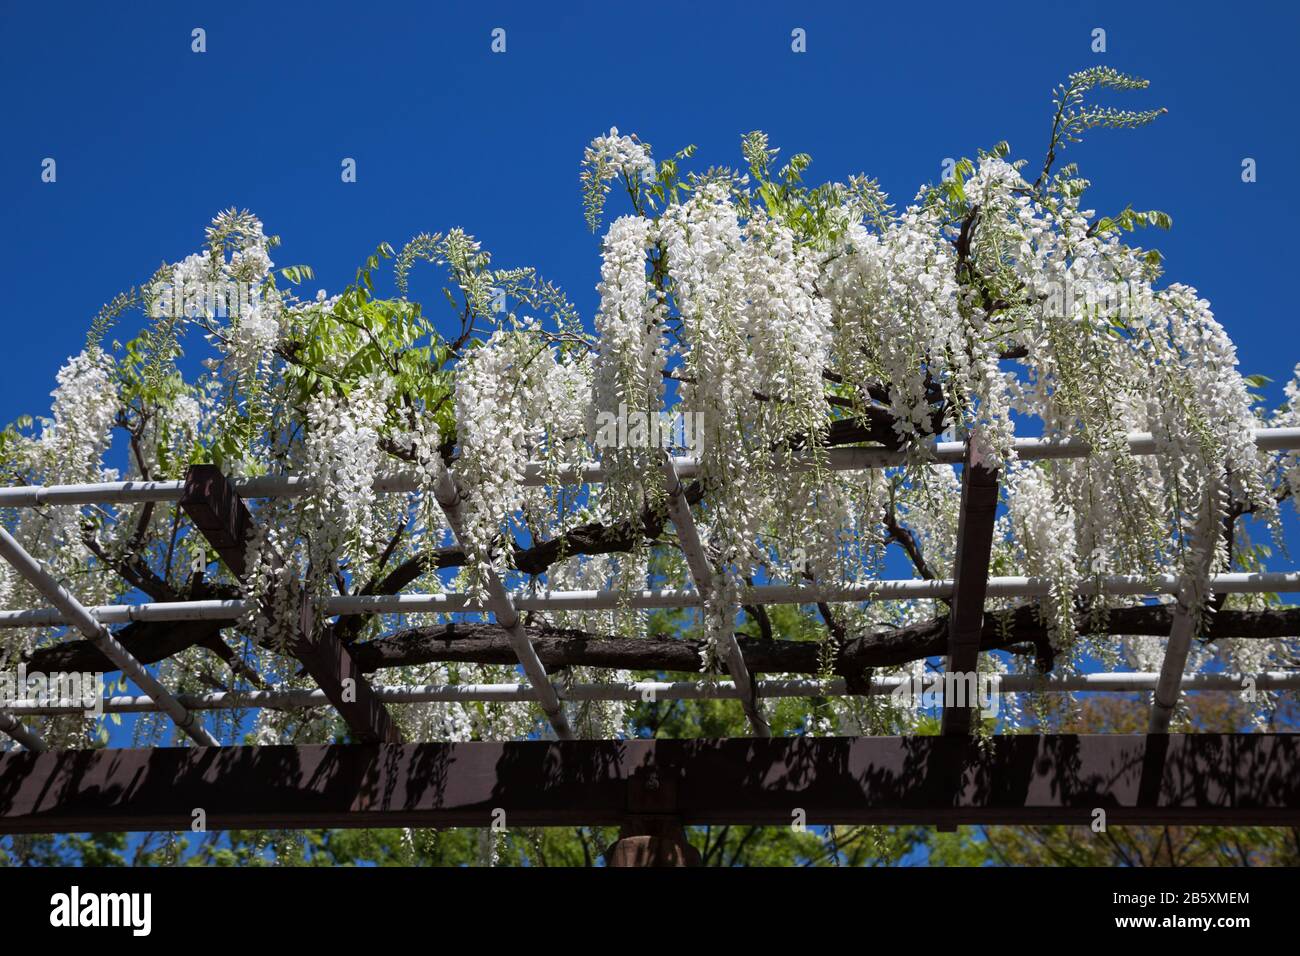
top-left (934, 431), bottom-right (1000, 833)
top-left (180, 465), bottom-right (403, 744)
top-left (606, 818), bottom-right (701, 867)
top-left (940, 431), bottom-right (1000, 738)
top-left (605, 757), bottom-right (700, 866)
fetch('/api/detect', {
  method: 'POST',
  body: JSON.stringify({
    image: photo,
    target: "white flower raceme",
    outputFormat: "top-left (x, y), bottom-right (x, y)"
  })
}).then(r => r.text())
top-left (1276, 364), bottom-right (1300, 508)
top-left (822, 208), bottom-right (965, 449)
top-left (591, 216), bottom-right (663, 418)
top-left (583, 127), bottom-right (654, 184)
top-left (589, 214), bottom-right (666, 518)
top-left (168, 212), bottom-right (282, 381)
top-left (581, 128), bottom-right (655, 230)
top-left (740, 210), bottom-right (833, 420)
top-left (224, 294), bottom-right (281, 379)
top-left (703, 572), bottom-right (743, 672)
top-left (170, 393), bottom-right (203, 441)
top-left (1007, 463), bottom-right (1080, 647)
top-left (39, 350), bottom-right (117, 484)
top-left (659, 184), bottom-right (767, 570)
top-left (300, 376), bottom-right (391, 585)
top-left (14, 351), bottom-right (119, 574)
top-left (229, 243), bottom-right (273, 286)
top-left (455, 326), bottom-right (591, 593)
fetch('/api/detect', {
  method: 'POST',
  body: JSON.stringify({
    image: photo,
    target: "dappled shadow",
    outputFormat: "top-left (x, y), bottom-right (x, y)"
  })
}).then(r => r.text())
top-left (0, 738), bottom-right (630, 834)
top-left (0, 733), bottom-right (1295, 833)
top-left (668, 733), bottom-right (1300, 828)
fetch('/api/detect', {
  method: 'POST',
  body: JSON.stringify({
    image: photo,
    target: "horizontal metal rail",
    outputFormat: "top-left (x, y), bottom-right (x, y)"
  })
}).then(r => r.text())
top-left (3, 571), bottom-right (1296, 628)
top-left (0, 428), bottom-right (1296, 507)
top-left (2, 671), bottom-right (1293, 716)
top-left (0, 527), bottom-right (218, 746)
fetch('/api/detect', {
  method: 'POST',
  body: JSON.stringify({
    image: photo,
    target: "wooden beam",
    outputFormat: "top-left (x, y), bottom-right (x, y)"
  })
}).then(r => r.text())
top-left (606, 761), bottom-right (700, 866)
top-left (180, 465), bottom-right (254, 578)
top-left (180, 465), bottom-right (402, 745)
top-left (940, 433), bottom-right (1001, 737)
top-left (1, 735), bottom-right (1297, 834)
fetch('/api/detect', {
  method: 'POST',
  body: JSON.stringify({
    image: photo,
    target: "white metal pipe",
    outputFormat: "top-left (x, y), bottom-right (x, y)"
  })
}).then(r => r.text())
top-left (0, 478), bottom-right (187, 508)
top-left (0, 710), bottom-right (48, 750)
top-left (1150, 497), bottom-right (1231, 735)
top-left (661, 454), bottom-right (769, 736)
top-left (1, 429), bottom-right (1296, 507)
top-left (426, 458), bottom-right (573, 740)
top-left (1150, 592), bottom-right (1197, 734)
top-left (2, 671), bottom-right (1293, 717)
top-left (0, 526), bottom-right (218, 746)
top-left (1149, 610), bottom-right (1193, 733)
top-left (3, 572), bottom-right (1296, 629)
top-left (0, 598), bottom-right (254, 627)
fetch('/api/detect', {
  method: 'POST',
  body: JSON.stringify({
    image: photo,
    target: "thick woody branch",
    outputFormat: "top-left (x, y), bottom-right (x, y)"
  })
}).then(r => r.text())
top-left (80, 523), bottom-right (176, 603)
top-left (20, 604), bottom-right (1300, 682)
top-left (20, 600), bottom-right (1300, 686)
top-left (347, 604), bottom-right (1300, 680)
top-left (179, 464), bottom-right (402, 743)
top-left (21, 618), bottom-right (226, 675)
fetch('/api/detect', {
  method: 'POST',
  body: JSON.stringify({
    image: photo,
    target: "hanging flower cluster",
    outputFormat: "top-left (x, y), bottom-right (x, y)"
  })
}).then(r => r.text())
top-left (1275, 364), bottom-right (1300, 504)
top-left (588, 214), bottom-right (665, 521)
top-left (3, 72), bottom-right (1298, 746)
top-left (299, 376), bottom-right (392, 589)
top-left (822, 208), bottom-right (964, 447)
top-left (38, 351), bottom-right (118, 486)
top-left (656, 184), bottom-right (837, 573)
top-left (14, 352), bottom-right (119, 584)
top-left (581, 127), bottom-right (655, 231)
top-left (454, 324), bottom-right (591, 596)
top-left (1007, 463), bottom-right (1081, 646)
top-left (169, 209), bottom-right (283, 384)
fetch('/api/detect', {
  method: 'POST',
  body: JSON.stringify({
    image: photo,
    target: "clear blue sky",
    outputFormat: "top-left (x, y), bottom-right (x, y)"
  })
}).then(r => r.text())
top-left (2, 0), bottom-right (1297, 426)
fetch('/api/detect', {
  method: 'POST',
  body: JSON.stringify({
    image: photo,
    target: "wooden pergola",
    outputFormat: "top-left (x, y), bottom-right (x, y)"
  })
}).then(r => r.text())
top-left (1, 427), bottom-right (1299, 864)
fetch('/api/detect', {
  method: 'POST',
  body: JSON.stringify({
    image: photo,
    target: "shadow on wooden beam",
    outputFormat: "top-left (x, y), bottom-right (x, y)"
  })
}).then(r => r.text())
top-left (0, 734), bottom-right (1296, 835)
